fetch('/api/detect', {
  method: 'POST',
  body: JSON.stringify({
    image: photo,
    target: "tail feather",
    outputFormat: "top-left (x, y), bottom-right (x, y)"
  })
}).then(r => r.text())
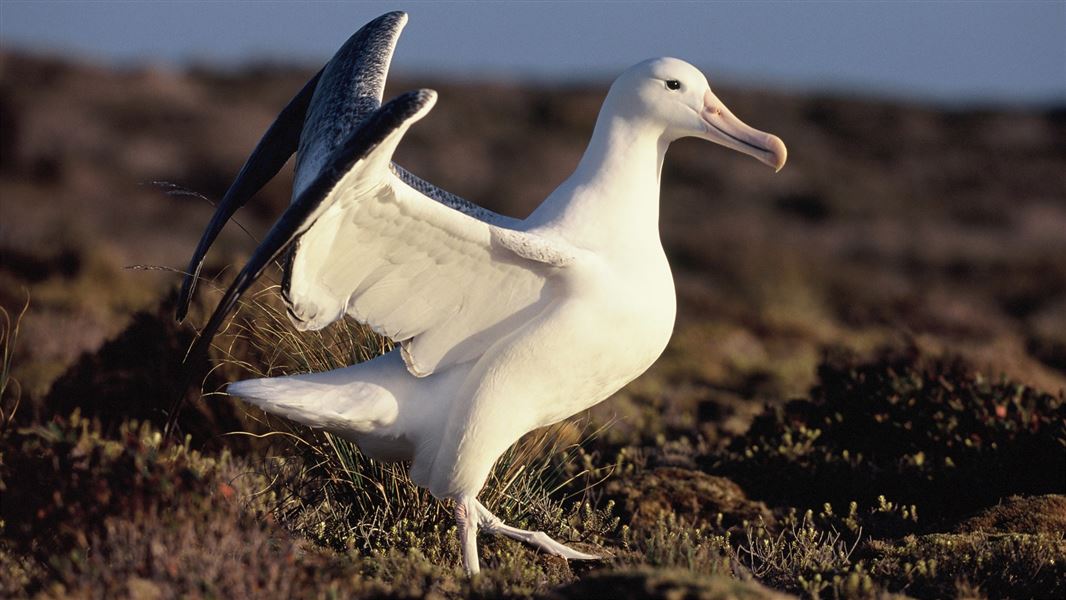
top-left (228, 366), bottom-right (399, 433)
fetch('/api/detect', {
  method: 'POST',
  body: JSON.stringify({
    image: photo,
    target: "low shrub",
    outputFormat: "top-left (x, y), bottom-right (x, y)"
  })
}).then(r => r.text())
top-left (708, 347), bottom-right (1066, 529)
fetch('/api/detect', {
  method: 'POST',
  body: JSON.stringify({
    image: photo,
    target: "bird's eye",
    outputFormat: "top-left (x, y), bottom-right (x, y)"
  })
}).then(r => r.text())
top-left (665, 80), bottom-right (682, 91)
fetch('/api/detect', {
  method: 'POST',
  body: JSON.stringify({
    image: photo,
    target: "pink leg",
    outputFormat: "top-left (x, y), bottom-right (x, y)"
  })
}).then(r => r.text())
top-left (455, 497), bottom-right (481, 575)
top-left (474, 499), bottom-right (599, 560)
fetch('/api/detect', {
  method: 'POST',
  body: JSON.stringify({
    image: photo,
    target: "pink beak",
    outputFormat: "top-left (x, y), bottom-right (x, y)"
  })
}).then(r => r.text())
top-left (700, 89), bottom-right (787, 171)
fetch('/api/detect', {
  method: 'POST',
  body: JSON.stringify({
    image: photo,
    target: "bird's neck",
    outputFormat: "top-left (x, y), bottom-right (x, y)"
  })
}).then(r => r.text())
top-left (529, 112), bottom-right (668, 251)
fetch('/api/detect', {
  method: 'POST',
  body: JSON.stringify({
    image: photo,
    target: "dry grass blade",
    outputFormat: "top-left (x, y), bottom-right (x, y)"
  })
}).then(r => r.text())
top-left (0, 293), bottom-right (29, 431)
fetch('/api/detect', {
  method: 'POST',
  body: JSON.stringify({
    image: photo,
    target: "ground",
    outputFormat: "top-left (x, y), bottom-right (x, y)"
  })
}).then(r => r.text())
top-left (1, 52), bottom-right (1064, 599)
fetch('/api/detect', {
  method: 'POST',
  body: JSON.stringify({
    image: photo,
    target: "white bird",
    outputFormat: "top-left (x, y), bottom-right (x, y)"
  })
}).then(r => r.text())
top-left (177, 12), bottom-right (786, 574)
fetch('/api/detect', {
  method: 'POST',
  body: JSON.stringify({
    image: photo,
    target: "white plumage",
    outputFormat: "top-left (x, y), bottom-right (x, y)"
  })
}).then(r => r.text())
top-left (286, 145), bottom-right (552, 376)
top-left (177, 11), bottom-right (786, 574)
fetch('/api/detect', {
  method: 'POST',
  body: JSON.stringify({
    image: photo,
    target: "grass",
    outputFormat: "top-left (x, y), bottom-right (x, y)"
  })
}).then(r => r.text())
top-left (0, 298), bottom-right (28, 432)
top-left (1, 265), bottom-right (1063, 599)
top-left (2, 293), bottom-right (1064, 597)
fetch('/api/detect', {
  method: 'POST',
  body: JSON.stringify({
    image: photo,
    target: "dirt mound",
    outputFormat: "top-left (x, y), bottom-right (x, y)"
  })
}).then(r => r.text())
top-left (552, 568), bottom-right (794, 600)
top-left (955, 494), bottom-right (1066, 535)
top-left (606, 467), bottom-right (773, 532)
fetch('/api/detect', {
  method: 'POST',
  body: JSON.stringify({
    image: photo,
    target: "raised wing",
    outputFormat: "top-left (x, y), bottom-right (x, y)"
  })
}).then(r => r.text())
top-left (291, 11), bottom-right (407, 200)
top-left (178, 11), bottom-right (503, 321)
top-left (189, 89), bottom-right (573, 378)
top-left (287, 11), bottom-right (514, 226)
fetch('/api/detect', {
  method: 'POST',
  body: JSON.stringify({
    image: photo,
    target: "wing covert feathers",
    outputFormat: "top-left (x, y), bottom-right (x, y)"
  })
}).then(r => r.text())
top-left (491, 228), bottom-right (577, 267)
top-left (283, 168), bottom-right (565, 377)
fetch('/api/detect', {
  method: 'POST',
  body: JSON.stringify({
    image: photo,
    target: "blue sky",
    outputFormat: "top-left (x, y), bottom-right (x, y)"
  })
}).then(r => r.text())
top-left (2, 1), bottom-right (1064, 106)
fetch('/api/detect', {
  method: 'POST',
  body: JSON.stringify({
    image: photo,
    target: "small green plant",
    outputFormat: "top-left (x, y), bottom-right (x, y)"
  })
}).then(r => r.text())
top-left (0, 412), bottom-right (496, 598)
top-left (630, 512), bottom-right (734, 574)
top-left (737, 511), bottom-right (865, 598)
top-left (865, 531), bottom-right (1066, 599)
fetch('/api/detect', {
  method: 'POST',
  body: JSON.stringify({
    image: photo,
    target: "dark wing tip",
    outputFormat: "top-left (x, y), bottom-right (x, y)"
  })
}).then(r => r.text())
top-left (391, 88), bottom-right (438, 119)
top-left (175, 263), bottom-right (200, 322)
top-left (371, 11), bottom-right (407, 29)
top-left (350, 11), bottom-right (408, 47)
top-left (412, 88), bottom-right (436, 104)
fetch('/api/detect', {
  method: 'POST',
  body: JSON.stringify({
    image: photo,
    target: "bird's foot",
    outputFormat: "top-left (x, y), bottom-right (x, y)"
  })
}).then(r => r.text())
top-left (474, 500), bottom-right (599, 561)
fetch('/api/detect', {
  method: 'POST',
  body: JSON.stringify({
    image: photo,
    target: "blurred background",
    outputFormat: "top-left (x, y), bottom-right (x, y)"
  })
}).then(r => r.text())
top-left (4, 1), bottom-right (1065, 103)
top-left (1, 1), bottom-right (1065, 421)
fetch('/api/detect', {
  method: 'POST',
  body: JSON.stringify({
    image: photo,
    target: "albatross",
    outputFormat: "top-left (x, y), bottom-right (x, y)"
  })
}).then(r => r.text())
top-left (177, 11), bottom-right (786, 574)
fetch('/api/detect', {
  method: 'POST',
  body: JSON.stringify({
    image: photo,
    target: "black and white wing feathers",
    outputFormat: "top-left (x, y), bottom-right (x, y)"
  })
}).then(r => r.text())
top-left (184, 12), bottom-right (574, 378)
top-left (178, 11), bottom-right (500, 320)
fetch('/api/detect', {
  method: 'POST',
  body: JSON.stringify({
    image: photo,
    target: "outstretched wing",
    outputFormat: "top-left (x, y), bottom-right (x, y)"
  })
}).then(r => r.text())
top-left (191, 89), bottom-right (573, 377)
top-left (177, 11), bottom-right (503, 321)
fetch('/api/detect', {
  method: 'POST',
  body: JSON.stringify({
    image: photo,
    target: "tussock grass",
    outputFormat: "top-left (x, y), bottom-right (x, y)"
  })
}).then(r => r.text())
top-left (6, 291), bottom-right (1066, 598)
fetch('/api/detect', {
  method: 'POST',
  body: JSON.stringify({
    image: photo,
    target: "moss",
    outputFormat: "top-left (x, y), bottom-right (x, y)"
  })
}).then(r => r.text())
top-left (0, 412), bottom-right (583, 599)
top-left (865, 532), bottom-right (1066, 599)
top-left (7, 346), bottom-right (1066, 598)
top-left (0, 412), bottom-right (357, 597)
top-left (40, 290), bottom-right (256, 449)
top-left (1, 412), bottom-right (236, 561)
top-left (620, 512), bottom-right (735, 573)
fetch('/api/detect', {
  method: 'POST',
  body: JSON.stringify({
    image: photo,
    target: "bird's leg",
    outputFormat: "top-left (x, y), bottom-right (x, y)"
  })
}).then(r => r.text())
top-left (474, 499), bottom-right (599, 560)
top-left (455, 497), bottom-right (481, 575)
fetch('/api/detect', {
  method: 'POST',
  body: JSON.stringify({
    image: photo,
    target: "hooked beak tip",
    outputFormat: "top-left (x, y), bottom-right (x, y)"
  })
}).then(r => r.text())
top-left (766, 135), bottom-right (787, 172)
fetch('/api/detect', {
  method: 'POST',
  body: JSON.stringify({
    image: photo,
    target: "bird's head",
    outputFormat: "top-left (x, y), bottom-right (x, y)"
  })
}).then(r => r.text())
top-left (608, 57), bottom-right (787, 171)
